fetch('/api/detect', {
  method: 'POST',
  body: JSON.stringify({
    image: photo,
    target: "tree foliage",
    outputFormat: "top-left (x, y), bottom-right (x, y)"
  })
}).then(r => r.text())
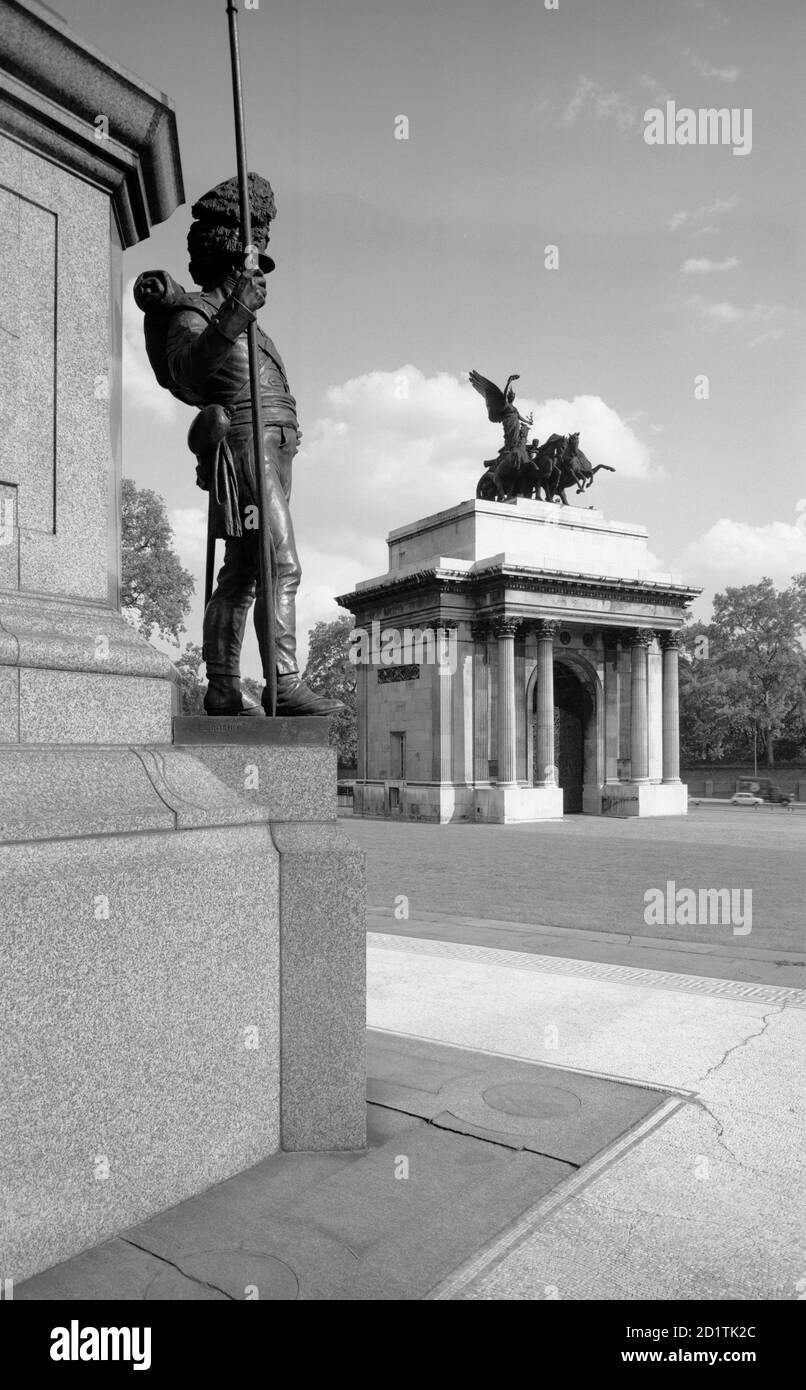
top-left (680, 576), bottom-right (806, 766)
top-left (303, 614), bottom-right (357, 764)
top-left (121, 478), bottom-right (194, 643)
top-left (172, 642), bottom-right (206, 714)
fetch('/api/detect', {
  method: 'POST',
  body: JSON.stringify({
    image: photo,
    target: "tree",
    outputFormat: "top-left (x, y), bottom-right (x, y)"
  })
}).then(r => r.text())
top-left (680, 576), bottom-right (806, 766)
top-left (173, 642), bottom-right (206, 714)
top-left (121, 478), bottom-right (194, 643)
top-left (303, 614), bottom-right (357, 764)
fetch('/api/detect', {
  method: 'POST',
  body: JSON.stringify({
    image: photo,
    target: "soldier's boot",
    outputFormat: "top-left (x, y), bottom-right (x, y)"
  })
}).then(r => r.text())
top-left (267, 672), bottom-right (345, 717)
top-left (204, 674), bottom-right (265, 717)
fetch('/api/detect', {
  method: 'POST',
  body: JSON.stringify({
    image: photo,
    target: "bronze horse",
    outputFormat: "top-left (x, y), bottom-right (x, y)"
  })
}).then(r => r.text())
top-left (478, 430), bottom-right (616, 505)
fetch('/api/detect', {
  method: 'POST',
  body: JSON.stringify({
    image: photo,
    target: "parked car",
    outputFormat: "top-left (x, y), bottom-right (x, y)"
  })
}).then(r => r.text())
top-left (730, 791), bottom-right (764, 808)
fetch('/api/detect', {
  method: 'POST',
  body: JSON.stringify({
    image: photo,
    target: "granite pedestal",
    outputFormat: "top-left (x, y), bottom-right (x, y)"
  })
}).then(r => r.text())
top-left (0, 4), bottom-right (366, 1287)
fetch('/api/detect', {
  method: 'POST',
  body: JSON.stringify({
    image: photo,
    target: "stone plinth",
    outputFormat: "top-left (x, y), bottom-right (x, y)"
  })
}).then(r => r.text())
top-left (1, 809), bottom-right (281, 1283)
top-left (0, 5), bottom-right (367, 1286)
top-left (383, 497), bottom-right (688, 587)
top-left (175, 719), bottom-right (367, 1154)
top-left (600, 781), bottom-right (689, 818)
top-left (0, 1), bottom-right (185, 743)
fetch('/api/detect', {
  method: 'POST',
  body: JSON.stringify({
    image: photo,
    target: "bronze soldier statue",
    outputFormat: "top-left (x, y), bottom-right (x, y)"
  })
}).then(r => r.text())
top-left (134, 173), bottom-right (342, 717)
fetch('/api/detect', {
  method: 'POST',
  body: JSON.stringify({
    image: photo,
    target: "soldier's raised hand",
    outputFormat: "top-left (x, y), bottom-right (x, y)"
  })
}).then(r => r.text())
top-left (232, 269), bottom-right (267, 313)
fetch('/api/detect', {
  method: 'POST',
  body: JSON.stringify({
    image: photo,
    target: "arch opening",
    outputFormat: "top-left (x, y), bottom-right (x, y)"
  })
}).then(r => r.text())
top-left (530, 657), bottom-right (598, 813)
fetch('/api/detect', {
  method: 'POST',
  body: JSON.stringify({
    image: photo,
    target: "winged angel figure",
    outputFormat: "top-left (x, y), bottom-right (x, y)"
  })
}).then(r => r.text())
top-left (469, 369), bottom-right (533, 500)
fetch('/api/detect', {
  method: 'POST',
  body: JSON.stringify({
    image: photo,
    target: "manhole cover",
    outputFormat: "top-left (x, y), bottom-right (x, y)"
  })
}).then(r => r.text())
top-left (482, 1080), bottom-right (583, 1119)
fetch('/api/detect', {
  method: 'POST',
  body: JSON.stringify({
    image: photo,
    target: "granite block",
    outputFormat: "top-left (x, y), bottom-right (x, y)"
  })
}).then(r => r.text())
top-left (185, 743), bottom-right (337, 822)
top-left (0, 822), bottom-right (281, 1284)
top-left (0, 592), bottom-right (181, 681)
top-left (18, 667), bottom-right (176, 744)
top-left (0, 481), bottom-right (18, 590)
top-left (174, 715), bottom-right (330, 746)
top-left (271, 822), bottom-right (367, 1151)
top-left (0, 746), bottom-right (273, 841)
top-left (0, 665), bottom-right (18, 741)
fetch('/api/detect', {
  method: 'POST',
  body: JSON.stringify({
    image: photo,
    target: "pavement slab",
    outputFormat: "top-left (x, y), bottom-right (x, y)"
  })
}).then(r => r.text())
top-left (365, 934), bottom-right (806, 1301)
top-left (15, 1032), bottom-right (669, 1302)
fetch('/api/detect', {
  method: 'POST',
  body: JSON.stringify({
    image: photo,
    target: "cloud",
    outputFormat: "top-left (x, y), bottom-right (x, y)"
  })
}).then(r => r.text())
top-left (675, 518), bottom-right (806, 596)
top-left (535, 77), bottom-right (638, 132)
top-left (291, 369), bottom-right (656, 594)
top-left (692, 56), bottom-right (740, 82)
top-left (170, 506), bottom-right (208, 549)
top-left (165, 368), bottom-right (656, 675)
top-left (669, 195), bottom-right (739, 232)
top-left (685, 295), bottom-right (789, 333)
top-left (123, 278), bottom-right (181, 424)
top-left (640, 74), bottom-right (673, 103)
top-left (681, 257), bottom-right (739, 274)
top-left (747, 328), bottom-right (786, 350)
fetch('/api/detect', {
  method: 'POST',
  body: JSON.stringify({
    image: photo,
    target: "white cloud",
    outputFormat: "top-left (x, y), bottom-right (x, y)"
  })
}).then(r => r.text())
top-left (675, 518), bottom-right (806, 595)
top-left (170, 505), bottom-right (208, 550)
top-left (123, 277), bottom-right (181, 424)
top-left (685, 294), bottom-right (789, 332)
top-left (640, 74), bottom-right (673, 103)
top-left (692, 56), bottom-right (740, 82)
top-left (669, 195), bottom-right (739, 232)
top-left (292, 369), bottom-right (655, 592)
top-left (533, 78), bottom-right (638, 132)
top-left (681, 257), bottom-right (739, 274)
top-left (563, 78), bottom-right (637, 130)
top-left (747, 328), bottom-right (786, 350)
top-left (166, 369), bottom-right (656, 675)
top-left (528, 395), bottom-right (655, 478)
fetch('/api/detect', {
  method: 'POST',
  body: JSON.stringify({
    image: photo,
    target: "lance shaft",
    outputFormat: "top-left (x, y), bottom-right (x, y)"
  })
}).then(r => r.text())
top-left (226, 0), bottom-right (277, 715)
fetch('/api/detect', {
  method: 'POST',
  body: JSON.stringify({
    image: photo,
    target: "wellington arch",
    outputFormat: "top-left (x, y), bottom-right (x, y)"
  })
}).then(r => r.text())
top-left (336, 496), bottom-right (701, 824)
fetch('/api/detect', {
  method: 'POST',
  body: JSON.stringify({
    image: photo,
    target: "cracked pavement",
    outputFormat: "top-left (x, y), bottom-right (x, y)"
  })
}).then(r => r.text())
top-left (367, 935), bottom-right (806, 1300)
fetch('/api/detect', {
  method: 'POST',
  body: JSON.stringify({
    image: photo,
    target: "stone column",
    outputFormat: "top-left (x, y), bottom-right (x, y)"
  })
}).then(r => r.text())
top-left (661, 631), bottom-right (683, 783)
top-left (356, 656), bottom-right (368, 780)
top-left (628, 629), bottom-right (654, 783)
top-left (603, 629), bottom-right (621, 782)
top-left (471, 621), bottom-right (490, 784)
top-left (436, 621), bottom-right (453, 784)
top-left (495, 618), bottom-right (519, 786)
top-left (534, 619), bottom-right (558, 786)
top-left (647, 636), bottom-right (663, 783)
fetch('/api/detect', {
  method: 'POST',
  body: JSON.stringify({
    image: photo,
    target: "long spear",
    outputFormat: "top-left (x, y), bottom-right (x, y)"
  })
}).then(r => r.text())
top-left (225, 0), bottom-right (277, 716)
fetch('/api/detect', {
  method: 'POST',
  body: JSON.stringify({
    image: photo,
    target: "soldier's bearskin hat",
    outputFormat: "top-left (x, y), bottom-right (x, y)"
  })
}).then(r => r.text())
top-left (187, 172), bottom-right (277, 287)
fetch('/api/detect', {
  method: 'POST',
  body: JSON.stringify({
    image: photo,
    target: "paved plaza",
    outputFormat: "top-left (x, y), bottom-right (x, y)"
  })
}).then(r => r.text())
top-left (348, 805), bottom-right (806, 958)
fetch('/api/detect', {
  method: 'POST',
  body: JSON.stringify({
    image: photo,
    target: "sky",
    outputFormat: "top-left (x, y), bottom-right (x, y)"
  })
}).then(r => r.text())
top-left (52, 0), bottom-right (806, 673)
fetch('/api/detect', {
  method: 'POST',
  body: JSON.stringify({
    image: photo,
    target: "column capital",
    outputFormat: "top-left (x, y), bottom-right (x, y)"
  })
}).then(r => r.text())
top-left (628, 627), bottom-right (655, 649)
top-left (660, 630), bottom-right (684, 651)
top-left (534, 618), bottom-right (559, 641)
top-left (494, 617), bottom-right (521, 640)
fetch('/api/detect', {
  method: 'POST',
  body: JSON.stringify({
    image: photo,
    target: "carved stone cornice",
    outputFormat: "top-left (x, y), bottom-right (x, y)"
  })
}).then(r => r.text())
top-left (0, 0), bottom-right (184, 248)
top-left (335, 566), bottom-right (699, 614)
